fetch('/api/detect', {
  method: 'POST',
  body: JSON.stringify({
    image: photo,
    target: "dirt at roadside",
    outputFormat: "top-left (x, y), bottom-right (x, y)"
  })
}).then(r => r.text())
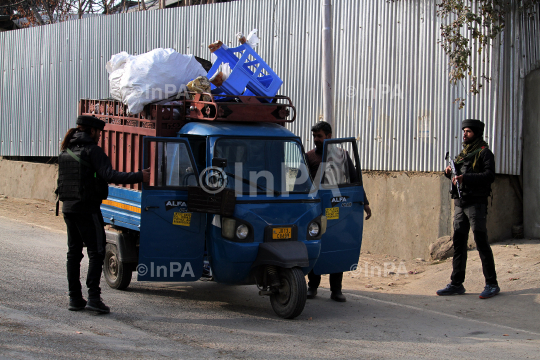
top-left (0, 195), bottom-right (66, 233)
top-left (1, 194), bottom-right (538, 296)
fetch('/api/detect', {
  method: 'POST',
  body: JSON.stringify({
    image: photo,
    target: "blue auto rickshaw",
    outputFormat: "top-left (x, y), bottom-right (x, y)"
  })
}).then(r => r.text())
top-left (100, 110), bottom-right (365, 319)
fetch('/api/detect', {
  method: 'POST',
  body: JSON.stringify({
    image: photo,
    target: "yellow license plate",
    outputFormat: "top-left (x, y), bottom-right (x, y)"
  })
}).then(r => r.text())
top-left (272, 227), bottom-right (292, 240)
top-left (172, 212), bottom-right (191, 226)
top-left (325, 207), bottom-right (339, 220)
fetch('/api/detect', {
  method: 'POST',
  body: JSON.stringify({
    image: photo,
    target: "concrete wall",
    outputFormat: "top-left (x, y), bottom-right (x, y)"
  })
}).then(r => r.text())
top-left (523, 69), bottom-right (540, 238)
top-left (361, 172), bottom-right (522, 259)
top-left (0, 159), bottom-right (522, 259)
top-left (0, 158), bottom-right (58, 202)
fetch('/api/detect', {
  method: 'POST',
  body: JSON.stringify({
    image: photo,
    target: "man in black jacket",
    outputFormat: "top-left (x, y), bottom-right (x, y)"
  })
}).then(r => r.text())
top-left (437, 119), bottom-right (500, 299)
top-left (58, 115), bottom-right (150, 313)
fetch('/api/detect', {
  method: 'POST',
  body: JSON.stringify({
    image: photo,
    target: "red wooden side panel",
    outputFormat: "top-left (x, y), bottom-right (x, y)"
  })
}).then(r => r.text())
top-left (79, 99), bottom-right (186, 189)
top-left (110, 131), bottom-right (117, 175)
top-left (125, 133), bottom-right (132, 174)
top-left (127, 133), bottom-right (134, 190)
top-left (118, 131), bottom-right (124, 173)
top-left (135, 134), bottom-right (143, 191)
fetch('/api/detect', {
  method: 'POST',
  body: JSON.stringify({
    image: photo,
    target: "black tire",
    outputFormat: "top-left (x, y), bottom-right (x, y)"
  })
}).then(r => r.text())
top-left (104, 244), bottom-right (133, 290)
top-left (270, 267), bottom-right (307, 319)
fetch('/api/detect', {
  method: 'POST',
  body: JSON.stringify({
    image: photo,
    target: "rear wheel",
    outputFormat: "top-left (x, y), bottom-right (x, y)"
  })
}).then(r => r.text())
top-left (104, 244), bottom-right (133, 290)
top-left (270, 267), bottom-right (307, 319)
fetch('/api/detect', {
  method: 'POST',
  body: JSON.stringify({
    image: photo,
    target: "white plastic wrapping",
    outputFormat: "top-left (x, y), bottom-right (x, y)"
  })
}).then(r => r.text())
top-left (106, 48), bottom-right (207, 114)
top-left (245, 29), bottom-right (259, 48)
top-left (105, 52), bottom-right (134, 102)
top-left (210, 29), bottom-right (258, 65)
top-left (235, 29), bottom-right (259, 48)
top-left (211, 43), bottom-right (228, 64)
top-left (209, 62), bottom-right (232, 87)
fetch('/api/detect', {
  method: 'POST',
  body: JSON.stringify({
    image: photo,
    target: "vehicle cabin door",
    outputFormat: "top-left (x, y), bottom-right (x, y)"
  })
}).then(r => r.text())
top-left (312, 138), bottom-right (365, 275)
top-left (139, 137), bottom-right (204, 282)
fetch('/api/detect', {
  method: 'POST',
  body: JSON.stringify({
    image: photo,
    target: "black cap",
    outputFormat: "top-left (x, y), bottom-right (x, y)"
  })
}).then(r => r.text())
top-left (77, 115), bottom-right (105, 130)
top-left (461, 119), bottom-right (485, 132)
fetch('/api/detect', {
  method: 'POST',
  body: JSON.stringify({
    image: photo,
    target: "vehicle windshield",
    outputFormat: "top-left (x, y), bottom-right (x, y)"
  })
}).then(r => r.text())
top-left (213, 138), bottom-right (312, 196)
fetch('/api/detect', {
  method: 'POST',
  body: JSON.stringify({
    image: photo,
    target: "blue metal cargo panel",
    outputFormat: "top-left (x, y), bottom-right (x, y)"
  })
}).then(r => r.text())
top-left (101, 186), bottom-right (142, 231)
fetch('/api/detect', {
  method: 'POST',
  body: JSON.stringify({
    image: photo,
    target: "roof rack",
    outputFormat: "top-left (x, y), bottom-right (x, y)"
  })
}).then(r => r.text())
top-left (80, 93), bottom-right (295, 133)
top-left (185, 93), bottom-right (295, 123)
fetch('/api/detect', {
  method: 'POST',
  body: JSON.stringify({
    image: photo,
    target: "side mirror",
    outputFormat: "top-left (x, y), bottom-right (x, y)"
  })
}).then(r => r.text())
top-left (212, 158), bottom-right (227, 168)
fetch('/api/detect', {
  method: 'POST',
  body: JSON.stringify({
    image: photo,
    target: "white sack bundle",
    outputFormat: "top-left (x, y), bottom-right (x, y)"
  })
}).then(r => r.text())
top-left (106, 48), bottom-right (207, 114)
top-left (106, 51), bottom-right (135, 102)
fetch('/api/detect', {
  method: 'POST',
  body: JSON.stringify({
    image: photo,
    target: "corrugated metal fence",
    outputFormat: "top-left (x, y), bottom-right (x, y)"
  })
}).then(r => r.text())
top-left (0, 0), bottom-right (538, 174)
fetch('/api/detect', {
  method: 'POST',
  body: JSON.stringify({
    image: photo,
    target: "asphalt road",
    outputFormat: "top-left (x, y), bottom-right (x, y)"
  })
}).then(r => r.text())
top-left (0, 216), bottom-right (539, 359)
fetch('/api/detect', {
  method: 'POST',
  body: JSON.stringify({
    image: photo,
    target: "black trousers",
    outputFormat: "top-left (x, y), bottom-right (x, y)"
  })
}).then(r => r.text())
top-left (307, 270), bottom-right (343, 292)
top-left (64, 212), bottom-right (106, 300)
top-left (451, 203), bottom-right (498, 287)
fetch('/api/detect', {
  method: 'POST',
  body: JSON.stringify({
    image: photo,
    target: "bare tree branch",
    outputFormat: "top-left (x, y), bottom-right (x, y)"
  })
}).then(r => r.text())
top-left (30, 4), bottom-right (44, 23)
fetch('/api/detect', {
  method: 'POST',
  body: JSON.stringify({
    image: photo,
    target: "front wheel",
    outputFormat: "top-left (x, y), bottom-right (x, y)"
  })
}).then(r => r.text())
top-left (270, 267), bottom-right (307, 319)
top-left (104, 244), bottom-right (133, 290)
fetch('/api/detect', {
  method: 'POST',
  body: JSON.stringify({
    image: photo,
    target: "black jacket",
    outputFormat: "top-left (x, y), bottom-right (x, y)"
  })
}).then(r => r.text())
top-left (446, 147), bottom-right (495, 205)
top-left (62, 132), bottom-right (143, 214)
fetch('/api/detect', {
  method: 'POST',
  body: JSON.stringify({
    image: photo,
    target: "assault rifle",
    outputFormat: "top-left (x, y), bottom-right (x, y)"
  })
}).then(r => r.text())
top-left (445, 151), bottom-right (461, 198)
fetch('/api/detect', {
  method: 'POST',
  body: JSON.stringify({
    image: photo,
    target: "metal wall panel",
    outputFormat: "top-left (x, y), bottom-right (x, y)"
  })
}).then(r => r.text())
top-left (3, 32), bottom-right (15, 155)
top-left (0, 31), bottom-right (4, 155)
top-left (0, 0), bottom-right (538, 175)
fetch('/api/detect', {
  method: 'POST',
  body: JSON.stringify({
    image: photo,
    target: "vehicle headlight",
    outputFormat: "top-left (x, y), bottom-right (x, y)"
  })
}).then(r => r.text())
top-left (308, 221), bottom-right (320, 237)
top-left (236, 224), bottom-right (249, 239)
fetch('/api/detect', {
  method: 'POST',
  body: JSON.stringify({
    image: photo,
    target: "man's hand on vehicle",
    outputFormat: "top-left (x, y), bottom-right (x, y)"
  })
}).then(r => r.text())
top-left (364, 205), bottom-right (372, 220)
top-left (142, 168), bottom-right (151, 183)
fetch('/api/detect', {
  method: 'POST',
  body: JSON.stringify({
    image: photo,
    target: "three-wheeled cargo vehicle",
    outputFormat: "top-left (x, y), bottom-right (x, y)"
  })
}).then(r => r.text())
top-left (80, 93), bottom-right (366, 319)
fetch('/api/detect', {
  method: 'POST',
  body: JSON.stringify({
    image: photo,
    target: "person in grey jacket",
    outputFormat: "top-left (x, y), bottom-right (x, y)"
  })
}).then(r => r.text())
top-left (57, 115), bottom-right (150, 313)
top-left (437, 119), bottom-right (500, 299)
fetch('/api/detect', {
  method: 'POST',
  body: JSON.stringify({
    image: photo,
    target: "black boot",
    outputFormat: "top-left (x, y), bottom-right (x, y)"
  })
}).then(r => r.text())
top-left (86, 298), bottom-right (110, 314)
top-left (68, 297), bottom-right (87, 311)
top-left (330, 291), bottom-right (346, 302)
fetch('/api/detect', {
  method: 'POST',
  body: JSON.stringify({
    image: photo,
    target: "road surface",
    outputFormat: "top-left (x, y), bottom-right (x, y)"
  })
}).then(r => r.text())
top-left (0, 216), bottom-right (538, 359)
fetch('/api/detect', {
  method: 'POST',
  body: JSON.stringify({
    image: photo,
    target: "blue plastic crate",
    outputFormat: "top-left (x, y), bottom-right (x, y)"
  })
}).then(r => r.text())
top-left (208, 43), bottom-right (283, 98)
